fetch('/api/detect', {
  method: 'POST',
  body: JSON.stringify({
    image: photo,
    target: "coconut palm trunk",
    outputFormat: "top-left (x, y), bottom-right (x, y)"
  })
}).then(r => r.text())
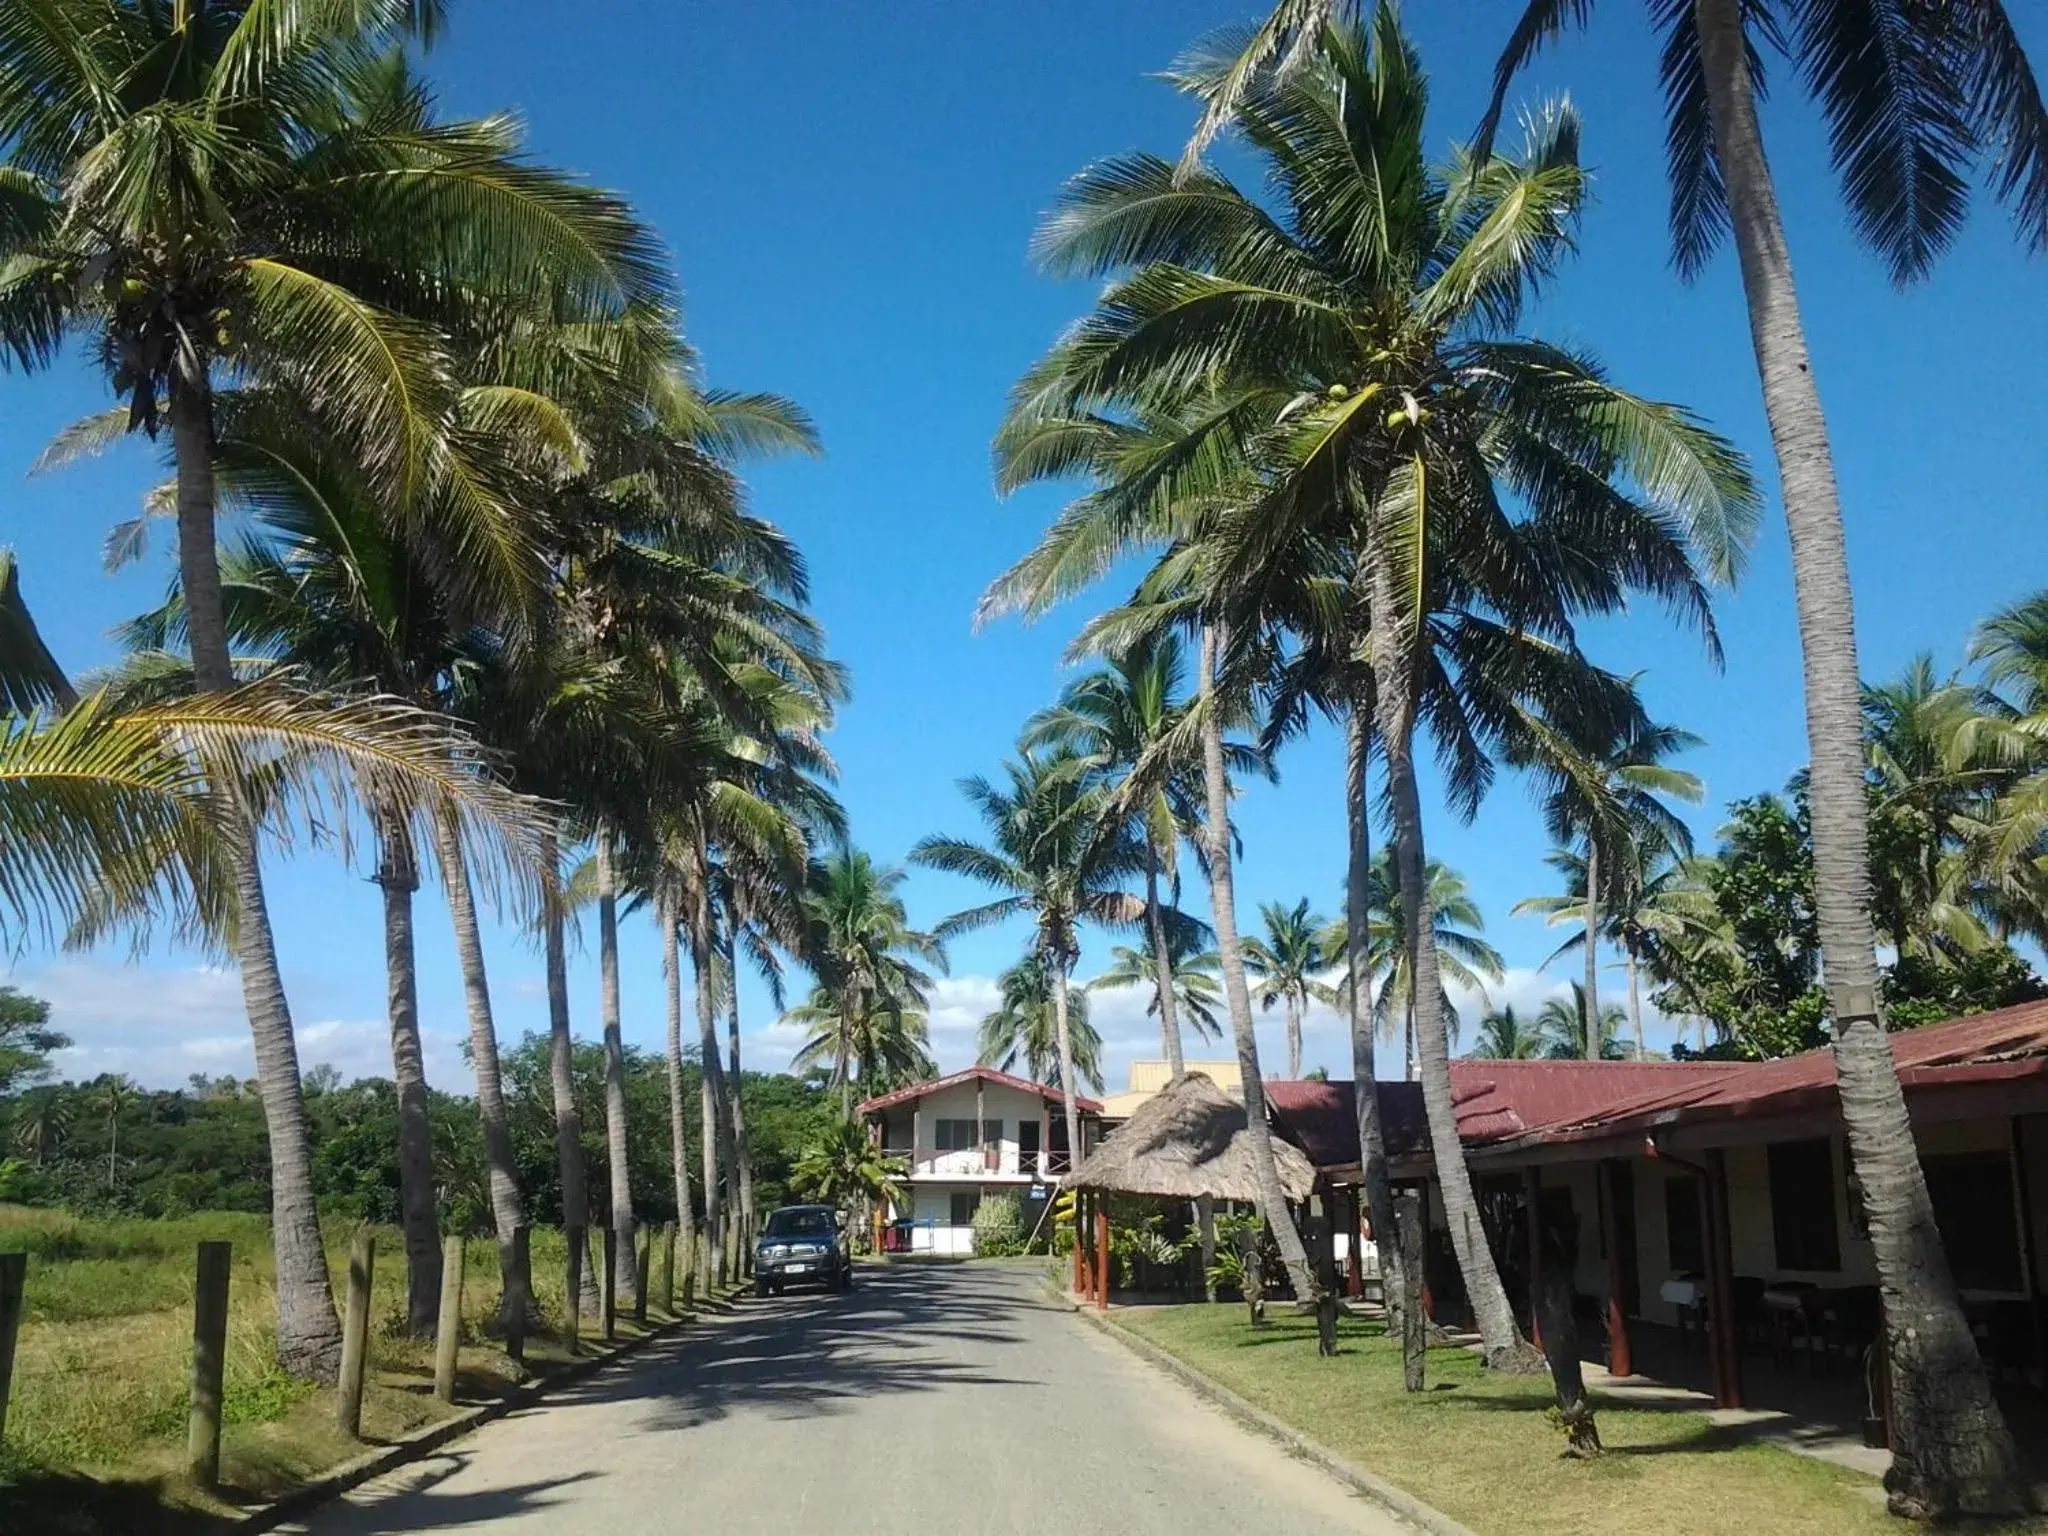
top-left (1048, 957), bottom-right (1083, 1173)
top-left (1692, 0), bottom-right (2023, 1508)
top-left (541, 832), bottom-right (599, 1312)
top-left (1196, 624), bottom-right (1316, 1299)
top-left (432, 817), bottom-right (527, 1331)
top-left (726, 962), bottom-right (757, 1261)
top-left (689, 841), bottom-right (727, 1289)
top-left (1626, 949), bottom-right (1645, 1060)
top-left (375, 813), bottom-right (441, 1336)
top-left (1342, 678), bottom-right (1405, 1323)
top-left (594, 829), bottom-right (636, 1300)
top-left (1582, 838), bottom-right (1602, 1056)
top-left (1143, 846), bottom-right (1187, 1080)
top-left (169, 371), bottom-right (343, 1382)
top-left (660, 897), bottom-right (699, 1279)
top-left (1368, 557), bottom-right (1535, 1371)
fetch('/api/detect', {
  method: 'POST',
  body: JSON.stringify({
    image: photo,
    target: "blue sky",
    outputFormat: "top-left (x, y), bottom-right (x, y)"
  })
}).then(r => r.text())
top-left (3, 1), bottom-right (2044, 1095)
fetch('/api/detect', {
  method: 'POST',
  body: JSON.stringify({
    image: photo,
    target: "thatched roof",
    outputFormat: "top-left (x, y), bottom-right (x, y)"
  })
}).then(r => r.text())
top-left (1067, 1071), bottom-right (1316, 1201)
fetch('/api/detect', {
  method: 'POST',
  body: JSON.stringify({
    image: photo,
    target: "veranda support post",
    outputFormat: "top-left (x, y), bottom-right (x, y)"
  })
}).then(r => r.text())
top-left (1094, 1200), bottom-right (1110, 1313)
top-left (186, 1241), bottom-right (231, 1488)
top-left (1597, 1161), bottom-right (1633, 1378)
top-left (0, 1251), bottom-right (23, 1448)
top-left (1704, 1150), bottom-right (1744, 1409)
top-left (1523, 1168), bottom-right (1543, 1354)
top-left (1344, 1186), bottom-right (1364, 1300)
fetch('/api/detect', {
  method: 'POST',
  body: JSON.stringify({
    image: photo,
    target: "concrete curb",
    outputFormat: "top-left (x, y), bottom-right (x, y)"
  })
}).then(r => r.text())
top-left (1050, 1287), bottom-right (1479, 1536)
top-left (238, 1286), bottom-right (751, 1534)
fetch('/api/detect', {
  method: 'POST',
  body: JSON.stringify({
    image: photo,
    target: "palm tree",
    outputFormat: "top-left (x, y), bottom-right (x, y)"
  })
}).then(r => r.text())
top-left (10, 1086), bottom-right (70, 1167)
top-left (1537, 983), bottom-right (1630, 1061)
top-left (1969, 592), bottom-right (2048, 938)
top-left (982, 957), bottom-right (1105, 1093)
top-left (1243, 899), bottom-right (1334, 1079)
top-left (88, 1075), bottom-right (137, 1184)
top-left (1513, 714), bottom-right (1704, 1055)
top-left (1328, 853), bottom-right (1505, 1080)
top-left (1006, 8), bottom-right (1753, 1361)
top-left (794, 847), bottom-right (946, 1113)
top-left (913, 749), bottom-right (1143, 1175)
top-left (1, 5), bottom-right (662, 1381)
top-left (792, 1120), bottom-right (908, 1220)
top-left (1089, 937), bottom-right (1225, 1042)
top-left (1467, 1007), bottom-right (1544, 1061)
top-left (1479, 0), bottom-right (2047, 1510)
top-left (1517, 845), bottom-right (1729, 1059)
top-left (1024, 635), bottom-right (1242, 1080)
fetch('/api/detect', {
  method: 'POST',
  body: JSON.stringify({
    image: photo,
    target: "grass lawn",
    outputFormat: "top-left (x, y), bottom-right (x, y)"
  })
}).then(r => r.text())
top-left (1113, 1304), bottom-right (2043, 1536)
top-left (0, 1205), bottom-right (715, 1534)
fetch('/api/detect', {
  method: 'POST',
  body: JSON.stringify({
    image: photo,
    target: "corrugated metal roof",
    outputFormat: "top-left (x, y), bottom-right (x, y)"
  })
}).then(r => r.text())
top-left (855, 1065), bottom-right (1104, 1118)
top-left (1263, 1001), bottom-right (2048, 1169)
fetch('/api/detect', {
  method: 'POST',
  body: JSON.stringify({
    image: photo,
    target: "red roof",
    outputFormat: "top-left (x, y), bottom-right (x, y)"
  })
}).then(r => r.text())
top-left (1526, 997), bottom-right (2048, 1148)
top-left (856, 1065), bottom-right (1104, 1118)
top-left (1266, 1003), bottom-right (2048, 1171)
top-left (1266, 1058), bottom-right (1737, 1171)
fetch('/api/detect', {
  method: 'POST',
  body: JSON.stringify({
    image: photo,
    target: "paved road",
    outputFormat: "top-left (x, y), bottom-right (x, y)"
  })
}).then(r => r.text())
top-left (290, 1262), bottom-right (1412, 1535)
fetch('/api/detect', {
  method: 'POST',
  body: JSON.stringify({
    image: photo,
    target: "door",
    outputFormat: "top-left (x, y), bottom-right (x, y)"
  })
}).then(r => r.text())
top-left (1018, 1120), bottom-right (1041, 1176)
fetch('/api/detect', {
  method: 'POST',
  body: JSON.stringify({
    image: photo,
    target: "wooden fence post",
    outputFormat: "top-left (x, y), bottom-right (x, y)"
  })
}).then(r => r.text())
top-left (506, 1226), bottom-right (530, 1370)
top-left (0, 1252), bottom-right (26, 1446)
top-left (681, 1231), bottom-right (697, 1307)
top-left (337, 1229), bottom-right (376, 1437)
top-left (187, 1241), bottom-right (231, 1488)
top-left (659, 1222), bottom-right (675, 1315)
top-left (434, 1234), bottom-right (465, 1405)
top-left (634, 1230), bottom-right (650, 1326)
top-left (600, 1227), bottom-right (618, 1342)
top-left (564, 1224), bottom-right (585, 1355)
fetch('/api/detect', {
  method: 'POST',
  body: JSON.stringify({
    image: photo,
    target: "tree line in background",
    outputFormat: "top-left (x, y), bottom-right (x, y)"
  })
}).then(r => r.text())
top-left (0, 992), bottom-right (839, 1232)
top-left (957, 0), bottom-right (2046, 1521)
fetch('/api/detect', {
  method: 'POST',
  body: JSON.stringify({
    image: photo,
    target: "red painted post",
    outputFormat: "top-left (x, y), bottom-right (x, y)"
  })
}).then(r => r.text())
top-left (1598, 1160), bottom-right (1633, 1378)
top-left (1094, 1201), bottom-right (1111, 1312)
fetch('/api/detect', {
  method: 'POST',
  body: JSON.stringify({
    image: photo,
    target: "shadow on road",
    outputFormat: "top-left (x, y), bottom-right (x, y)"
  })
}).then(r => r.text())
top-left (537, 1261), bottom-right (1049, 1430)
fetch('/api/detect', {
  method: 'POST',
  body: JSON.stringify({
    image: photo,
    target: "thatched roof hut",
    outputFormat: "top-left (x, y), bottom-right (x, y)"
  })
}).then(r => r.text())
top-left (1067, 1071), bottom-right (1316, 1201)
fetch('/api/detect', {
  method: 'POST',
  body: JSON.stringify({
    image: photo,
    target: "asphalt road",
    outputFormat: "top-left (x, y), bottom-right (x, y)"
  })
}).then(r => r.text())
top-left (288, 1261), bottom-right (1412, 1535)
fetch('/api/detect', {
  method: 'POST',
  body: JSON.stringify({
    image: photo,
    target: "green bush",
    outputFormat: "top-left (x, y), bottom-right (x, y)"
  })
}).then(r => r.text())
top-left (970, 1192), bottom-right (1026, 1257)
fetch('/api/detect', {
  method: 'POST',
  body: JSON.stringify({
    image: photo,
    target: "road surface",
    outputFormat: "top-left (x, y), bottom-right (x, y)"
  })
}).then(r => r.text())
top-left (290, 1261), bottom-right (1412, 1535)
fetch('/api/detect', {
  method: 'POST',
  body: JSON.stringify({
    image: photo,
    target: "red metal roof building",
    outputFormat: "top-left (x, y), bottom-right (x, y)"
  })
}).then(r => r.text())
top-left (1266, 1006), bottom-right (2048, 1420)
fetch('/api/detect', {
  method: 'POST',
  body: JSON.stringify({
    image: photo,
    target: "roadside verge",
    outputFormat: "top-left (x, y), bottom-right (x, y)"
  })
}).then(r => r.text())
top-left (1048, 1287), bottom-right (1476, 1536)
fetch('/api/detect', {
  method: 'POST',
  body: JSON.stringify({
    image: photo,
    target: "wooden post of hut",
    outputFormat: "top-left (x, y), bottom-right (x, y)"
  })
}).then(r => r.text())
top-left (1094, 1198), bottom-right (1111, 1312)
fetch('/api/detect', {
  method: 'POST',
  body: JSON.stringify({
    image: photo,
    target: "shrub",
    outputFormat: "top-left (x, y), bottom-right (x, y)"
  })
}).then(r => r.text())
top-left (970, 1192), bottom-right (1026, 1257)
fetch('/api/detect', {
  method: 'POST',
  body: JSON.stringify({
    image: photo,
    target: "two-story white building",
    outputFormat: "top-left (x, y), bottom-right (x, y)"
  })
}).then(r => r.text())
top-left (859, 1067), bottom-right (1104, 1256)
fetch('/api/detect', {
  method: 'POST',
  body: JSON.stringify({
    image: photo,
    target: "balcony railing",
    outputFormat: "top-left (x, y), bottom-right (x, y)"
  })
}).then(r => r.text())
top-left (885, 1147), bottom-right (1071, 1178)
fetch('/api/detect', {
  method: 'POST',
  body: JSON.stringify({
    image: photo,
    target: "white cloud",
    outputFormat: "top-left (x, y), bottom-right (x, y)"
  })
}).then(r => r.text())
top-left (11, 959), bottom-right (472, 1091)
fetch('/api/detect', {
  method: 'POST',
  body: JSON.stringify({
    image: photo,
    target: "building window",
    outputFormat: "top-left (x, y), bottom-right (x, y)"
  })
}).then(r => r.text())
top-left (1664, 1175), bottom-right (1703, 1273)
top-left (1768, 1139), bottom-right (1842, 1272)
top-left (950, 1191), bottom-right (981, 1226)
top-left (1923, 1152), bottom-right (2023, 1293)
top-left (934, 1119), bottom-right (980, 1151)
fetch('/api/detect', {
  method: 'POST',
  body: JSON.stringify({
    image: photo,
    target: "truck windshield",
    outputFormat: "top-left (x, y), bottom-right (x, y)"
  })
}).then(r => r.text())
top-left (763, 1209), bottom-right (833, 1239)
